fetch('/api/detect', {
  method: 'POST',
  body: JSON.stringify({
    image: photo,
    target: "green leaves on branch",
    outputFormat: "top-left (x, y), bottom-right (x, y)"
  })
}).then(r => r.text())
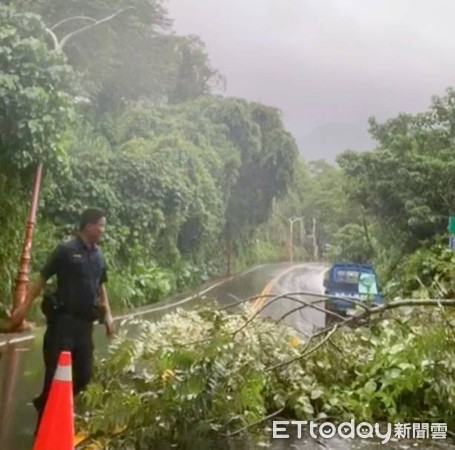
top-left (385, 237), bottom-right (455, 299)
top-left (79, 306), bottom-right (310, 447)
top-left (44, 97), bottom-right (298, 274)
top-left (338, 88), bottom-right (455, 255)
top-left (79, 305), bottom-right (455, 448)
top-left (0, 1), bottom-right (298, 312)
top-left (0, 5), bottom-right (76, 172)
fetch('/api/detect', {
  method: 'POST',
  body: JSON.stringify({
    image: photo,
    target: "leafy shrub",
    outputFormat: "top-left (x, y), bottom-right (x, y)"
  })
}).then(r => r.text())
top-left (78, 304), bottom-right (455, 448)
top-left (107, 260), bottom-right (209, 312)
top-left (385, 236), bottom-right (455, 299)
top-left (314, 306), bottom-right (455, 425)
top-left (236, 239), bottom-right (292, 273)
top-left (172, 260), bottom-right (206, 289)
top-left (107, 264), bottom-right (176, 311)
top-left (79, 305), bottom-right (311, 448)
top-left (0, 177), bottom-right (28, 317)
top-left (327, 223), bottom-right (374, 264)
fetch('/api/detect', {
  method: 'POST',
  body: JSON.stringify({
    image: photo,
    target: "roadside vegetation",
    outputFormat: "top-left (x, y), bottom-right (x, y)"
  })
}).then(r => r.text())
top-left (78, 302), bottom-right (455, 448)
top-left (2, 0), bottom-right (455, 447)
top-left (1, 1), bottom-right (454, 319)
top-left (0, 1), bottom-right (298, 318)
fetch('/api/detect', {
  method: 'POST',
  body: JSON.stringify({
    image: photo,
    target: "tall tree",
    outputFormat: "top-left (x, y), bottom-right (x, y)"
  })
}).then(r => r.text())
top-left (168, 35), bottom-right (224, 104)
top-left (14, 0), bottom-right (222, 113)
top-left (0, 4), bottom-right (76, 313)
top-left (0, 5), bottom-right (76, 174)
top-left (338, 89), bottom-right (455, 253)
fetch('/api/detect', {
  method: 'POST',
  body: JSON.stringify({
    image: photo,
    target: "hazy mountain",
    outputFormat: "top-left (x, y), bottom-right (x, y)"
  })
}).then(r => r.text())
top-left (296, 123), bottom-right (376, 162)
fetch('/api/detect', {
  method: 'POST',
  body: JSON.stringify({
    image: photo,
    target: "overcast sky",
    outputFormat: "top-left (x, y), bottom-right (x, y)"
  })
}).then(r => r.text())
top-left (167, 0), bottom-right (455, 146)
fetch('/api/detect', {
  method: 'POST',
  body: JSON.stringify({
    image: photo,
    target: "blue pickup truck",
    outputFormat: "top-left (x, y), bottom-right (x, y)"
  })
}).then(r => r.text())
top-left (323, 262), bottom-right (384, 326)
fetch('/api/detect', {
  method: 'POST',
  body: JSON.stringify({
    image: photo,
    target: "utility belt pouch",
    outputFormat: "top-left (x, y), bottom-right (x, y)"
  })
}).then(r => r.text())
top-left (41, 291), bottom-right (60, 319)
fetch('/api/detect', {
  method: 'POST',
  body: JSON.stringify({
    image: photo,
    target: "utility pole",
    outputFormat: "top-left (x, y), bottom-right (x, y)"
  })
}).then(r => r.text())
top-left (312, 217), bottom-right (318, 261)
top-left (289, 219), bottom-right (294, 262)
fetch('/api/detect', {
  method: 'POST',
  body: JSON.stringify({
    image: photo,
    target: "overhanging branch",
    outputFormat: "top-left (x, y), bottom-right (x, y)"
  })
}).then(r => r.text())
top-left (263, 298), bottom-right (455, 372)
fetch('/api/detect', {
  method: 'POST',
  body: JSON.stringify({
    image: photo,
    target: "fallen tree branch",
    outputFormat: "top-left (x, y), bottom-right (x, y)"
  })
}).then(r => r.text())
top-left (263, 298), bottom-right (455, 372)
top-left (122, 297), bottom-right (455, 357)
top-left (276, 297), bottom-right (345, 323)
top-left (221, 290), bottom-right (372, 313)
top-left (231, 290), bottom-right (370, 337)
top-left (218, 293), bottom-right (276, 310)
top-left (219, 406), bottom-right (286, 437)
top-left (231, 294), bottom-right (282, 337)
top-left (353, 299), bottom-right (455, 321)
top-left (266, 324), bottom-right (339, 372)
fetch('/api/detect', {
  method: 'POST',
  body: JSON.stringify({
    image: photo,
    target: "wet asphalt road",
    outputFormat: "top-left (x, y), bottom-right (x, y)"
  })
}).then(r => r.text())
top-left (255, 262), bottom-right (328, 336)
top-left (205, 262), bottom-right (329, 337)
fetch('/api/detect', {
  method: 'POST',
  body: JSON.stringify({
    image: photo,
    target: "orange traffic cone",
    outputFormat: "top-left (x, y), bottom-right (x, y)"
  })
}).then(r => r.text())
top-left (33, 351), bottom-right (74, 450)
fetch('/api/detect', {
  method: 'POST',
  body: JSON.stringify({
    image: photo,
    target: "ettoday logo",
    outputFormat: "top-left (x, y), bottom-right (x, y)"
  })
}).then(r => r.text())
top-left (272, 420), bottom-right (447, 444)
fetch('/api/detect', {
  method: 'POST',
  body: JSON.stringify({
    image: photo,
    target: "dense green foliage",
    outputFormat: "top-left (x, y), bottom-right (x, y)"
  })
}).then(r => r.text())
top-left (334, 89), bottom-right (455, 294)
top-left (3, 0), bottom-right (452, 315)
top-left (0, 6), bottom-right (76, 172)
top-left (255, 158), bottom-right (372, 264)
top-left (260, 88), bottom-right (455, 297)
top-left (385, 237), bottom-right (455, 299)
top-left (78, 305), bottom-right (455, 448)
top-left (0, 2), bottom-right (298, 315)
top-left (13, 0), bottom-right (223, 110)
top-left (2, 0), bottom-right (455, 445)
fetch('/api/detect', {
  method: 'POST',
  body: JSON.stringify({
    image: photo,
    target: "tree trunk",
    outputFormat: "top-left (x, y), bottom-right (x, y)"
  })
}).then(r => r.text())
top-left (362, 211), bottom-right (375, 257)
top-left (226, 234), bottom-right (233, 277)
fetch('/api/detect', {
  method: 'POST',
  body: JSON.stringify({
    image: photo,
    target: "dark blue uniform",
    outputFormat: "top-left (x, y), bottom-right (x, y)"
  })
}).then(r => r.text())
top-left (33, 236), bottom-right (108, 428)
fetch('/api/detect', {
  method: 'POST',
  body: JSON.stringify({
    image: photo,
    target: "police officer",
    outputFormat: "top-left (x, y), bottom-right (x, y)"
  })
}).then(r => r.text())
top-left (9, 207), bottom-right (115, 431)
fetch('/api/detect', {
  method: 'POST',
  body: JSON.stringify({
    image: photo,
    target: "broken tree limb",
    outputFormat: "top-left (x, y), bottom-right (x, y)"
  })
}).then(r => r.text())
top-left (263, 298), bottom-right (455, 372)
top-left (266, 324), bottom-right (339, 372)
